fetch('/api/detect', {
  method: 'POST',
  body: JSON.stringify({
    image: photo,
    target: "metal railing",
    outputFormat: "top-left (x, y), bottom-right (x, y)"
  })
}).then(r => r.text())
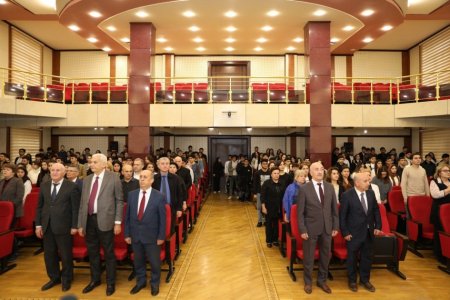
top-left (1, 67), bottom-right (449, 105)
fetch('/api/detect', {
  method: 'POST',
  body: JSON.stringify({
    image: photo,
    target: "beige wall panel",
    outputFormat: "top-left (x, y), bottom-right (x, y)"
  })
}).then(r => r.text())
top-left (251, 137), bottom-right (286, 153)
top-left (246, 104), bottom-right (278, 127)
top-left (98, 105), bottom-right (128, 126)
top-left (152, 136), bottom-right (164, 150)
top-left (43, 46), bottom-right (52, 77)
top-left (335, 137), bottom-right (348, 149)
top-left (0, 22), bottom-right (8, 69)
top-left (17, 101), bottom-right (66, 117)
top-left (278, 105), bottom-right (310, 127)
top-left (362, 105), bottom-right (395, 127)
top-left (66, 105), bottom-right (98, 126)
top-left (59, 136), bottom-right (109, 154)
top-left (333, 128), bottom-right (410, 136)
top-left (333, 56), bottom-right (347, 84)
top-left (410, 46), bottom-right (420, 76)
top-left (394, 118), bottom-right (450, 128)
top-left (353, 51), bottom-right (402, 81)
top-left (297, 136), bottom-right (307, 159)
top-left (42, 127), bottom-right (51, 149)
top-left (394, 101), bottom-right (448, 118)
top-left (411, 128), bottom-right (420, 153)
top-left (154, 55), bottom-right (164, 80)
top-left (332, 105), bottom-right (363, 127)
top-left (0, 127), bottom-right (6, 153)
top-left (113, 136), bottom-right (127, 153)
top-left (183, 104), bottom-right (213, 126)
top-left (213, 104), bottom-right (245, 127)
top-left (174, 137), bottom-right (208, 153)
top-left (115, 56), bottom-right (128, 85)
top-left (0, 98), bottom-right (17, 115)
top-left (149, 104), bottom-right (182, 127)
top-left (60, 51), bottom-right (109, 80)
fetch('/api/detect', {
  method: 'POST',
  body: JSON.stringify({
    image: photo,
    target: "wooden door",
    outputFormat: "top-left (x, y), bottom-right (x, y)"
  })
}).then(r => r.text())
top-left (208, 61), bottom-right (250, 90)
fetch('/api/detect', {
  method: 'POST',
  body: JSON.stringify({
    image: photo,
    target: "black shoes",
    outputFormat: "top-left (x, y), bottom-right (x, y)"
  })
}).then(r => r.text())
top-left (106, 284), bottom-right (115, 296)
top-left (360, 281), bottom-right (376, 292)
top-left (151, 286), bottom-right (159, 296)
top-left (348, 282), bottom-right (358, 292)
top-left (130, 283), bottom-right (147, 294)
top-left (273, 241), bottom-right (280, 247)
top-left (41, 279), bottom-right (61, 291)
top-left (267, 243), bottom-right (272, 248)
top-left (256, 222), bottom-right (262, 227)
top-left (62, 282), bottom-right (71, 292)
top-left (82, 281), bottom-right (101, 294)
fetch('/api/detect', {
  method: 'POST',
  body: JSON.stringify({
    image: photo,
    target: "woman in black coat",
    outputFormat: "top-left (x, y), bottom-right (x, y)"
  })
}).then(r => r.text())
top-left (261, 167), bottom-right (286, 247)
top-left (212, 157), bottom-right (224, 193)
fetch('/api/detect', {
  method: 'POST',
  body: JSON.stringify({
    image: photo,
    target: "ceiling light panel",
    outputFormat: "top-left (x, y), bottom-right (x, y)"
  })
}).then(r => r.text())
top-left (342, 25), bottom-right (354, 31)
top-left (106, 26), bottom-right (116, 32)
top-left (88, 11), bottom-right (102, 18)
top-left (225, 37), bottom-right (236, 43)
top-left (183, 10), bottom-right (196, 17)
top-left (313, 9), bottom-right (326, 16)
top-left (157, 37), bottom-right (167, 43)
top-left (293, 37), bottom-right (303, 43)
top-left (261, 25), bottom-right (273, 31)
top-left (189, 26), bottom-right (200, 32)
top-left (381, 25), bottom-right (393, 31)
top-left (193, 37), bottom-right (204, 43)
top-left (266, 10), bottom-right (280, 17)
top-left (87, 37), bottom-right (98, 43)
top-left (68, 25), bottom-right (80, 31)
top-left (121, 37), bottom-right (130, 43)
top-left (224, 10), bottom-right (237, 18)
top-left (226, 26), bottom-right (237, 32)
top-left (135, 11), bottom-right (149, 18)
top-left (102, 47), bottom-right (111, 52)
top-left (363, 37), bottom-right (373, 43)
top-left (361, 9), bottom-right (374, 16)
top-left (256, 37), bottom-right (267, 43)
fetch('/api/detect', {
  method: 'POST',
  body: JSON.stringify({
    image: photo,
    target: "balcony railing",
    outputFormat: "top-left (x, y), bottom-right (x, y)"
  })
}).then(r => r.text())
top-left (1, 67), bottom-right (449, 104)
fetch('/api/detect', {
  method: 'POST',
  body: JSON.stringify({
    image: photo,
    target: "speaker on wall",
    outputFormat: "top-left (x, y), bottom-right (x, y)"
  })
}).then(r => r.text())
top-left (109, 141), bottom-right (119, 151)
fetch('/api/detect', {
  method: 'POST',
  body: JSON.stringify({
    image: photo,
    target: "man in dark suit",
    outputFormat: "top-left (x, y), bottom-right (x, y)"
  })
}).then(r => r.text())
top-left (297, 162), bottom-right (339, 294)
top-left (121, 164), bottom-right (139, 203)
top-left (125, 170), bottom-right (166, 296)
top-left (35, 163), bottom-right (80, 292)
top-left (340, 172), bottom-right (382, 292)
top-left (153, 157), bottom-right (184, 232)
top-left (78, 153), bottom-right (124, 296)
top-left (174, 156), bottom-right (192, 193)
top-left (66, 164), bottom-right (83, 191)
top-left (0, 163), bottom-right (25, 221)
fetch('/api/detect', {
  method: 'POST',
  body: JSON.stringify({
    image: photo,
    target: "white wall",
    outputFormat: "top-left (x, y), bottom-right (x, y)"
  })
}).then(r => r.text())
top-left (113, 136), bottom-right (126, 153)
top-left (60, 51), bottom-right (110, 81)
top-left (42, 127), bottom-right (51, 150)
top-left (296, 136), bottom-right (307, 159)
top-left (59, 136), bottom-right (109, 154)
top-left (411, 128), bottom-right (420, 153)
top-left (173, 136), bottom-right (208, 153)
top-left (0, 127), bottom-right (7, 154)
top-left (115, 55), bottom-right (128, 85)
top-left (43, 46), bottom-right (52, 77)
top-left (251, 137), bottom-right (286, 154)
top-left (353, 51), bottom-right (402, 81)
top-left (334, 56), bottom-right (347, 84)
top-left (409, 45), bottom-right (420, 76)
top-left (0, 21), bottom-right (8, 69)
top-left (335, 137), bottom-right (348, 149)
top-left (353, 137), bottom-right (405, 153)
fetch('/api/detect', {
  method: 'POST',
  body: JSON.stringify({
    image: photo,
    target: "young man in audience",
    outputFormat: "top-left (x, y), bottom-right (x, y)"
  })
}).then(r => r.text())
top-left (253, 159), bottom-right (271, 227)
top-left (225, 155), bottom-right (238, 199)
top-left (421, 154), bottom-right (437, 179)
top-left (69, 154), bottom-right (85, 180)
top-left (397, 156), bottom-right (408, 179)
top-left (121, 164), bottom-right (139, 203)
top-left (401, 152), bottom-right (430, 204)
top-left (173, 156), bottom-right (193, 195)
top-left (133, 158), bottom-right (145, 180)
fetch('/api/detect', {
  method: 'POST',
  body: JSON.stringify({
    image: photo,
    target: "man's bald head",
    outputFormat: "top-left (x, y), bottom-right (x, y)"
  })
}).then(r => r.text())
top-left (309, 162), bottom-right (324, 181)
top-left (139, 170), bottom-right (154, 190)
top-left (354, 172), bottom-right (370, 191)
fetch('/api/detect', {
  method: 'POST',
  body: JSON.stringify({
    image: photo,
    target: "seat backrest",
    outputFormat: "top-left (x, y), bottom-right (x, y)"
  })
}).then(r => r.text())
top-left (290, 204), bottom-right (303, 249)
top-left (378, 204), bottom-right (391, 232)
top-left (388, 190), bottom-right (405, 213)
top-left (73, 232), bottom-right (87, 247)
top-left (408, 195), bottom-right (433, 224)
top-left (165, 204), bottom-right (171, 239)
top-left (0, 202), bottom-right (14, 231)
top-left (114, 204), bottom-right (127, 246)
top-left (391, 186), bottom-right (401, 191)
top-left (440, 203), bottom-right (450, 233)
top-left (19, 193), bottom-right (40, 229)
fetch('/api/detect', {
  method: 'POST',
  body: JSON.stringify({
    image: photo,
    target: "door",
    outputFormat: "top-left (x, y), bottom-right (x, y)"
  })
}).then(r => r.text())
top-left (208, 61), bottom-right (250, 90)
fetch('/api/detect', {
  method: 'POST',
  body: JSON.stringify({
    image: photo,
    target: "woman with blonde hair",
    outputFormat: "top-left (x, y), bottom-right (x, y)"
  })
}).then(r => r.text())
top-left (282, 169), bottom-right (307, 223)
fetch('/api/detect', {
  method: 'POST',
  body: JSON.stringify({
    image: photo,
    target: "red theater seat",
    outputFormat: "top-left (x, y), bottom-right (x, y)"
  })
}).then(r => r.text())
top-left (438, 203), bottom-right (450, 274)
top-left (407, 195), bottom-right (434, 257)
top-left (15, 192), bottom-right (39, 239)
top-left (0, 202), bottom-right (16, 274)
top-left (72, 233), bottom-right (88, 261)
top-left (100, 204), bottom-right (128, 261)
top-left (387, 189), bottom-right (406, 233)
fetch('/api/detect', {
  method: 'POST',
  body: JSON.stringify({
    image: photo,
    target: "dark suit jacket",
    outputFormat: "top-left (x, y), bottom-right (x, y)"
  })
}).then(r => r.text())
top-left (78, 170), bottom-right (124, 231)
top-left (35, 179), bottom-right (81, 235)
top-left (177, 167), bottom-right (192, 192)
top-left (0, 177), bottom-right (25, 218)
top-left (339, 188), bottom-right (382, 240)
top-left (124, 188), bottom-right (166, 244)
top-left (297, 181), bottom-right (339, 236)
top-left (152, 173), bottom-right (184, 213)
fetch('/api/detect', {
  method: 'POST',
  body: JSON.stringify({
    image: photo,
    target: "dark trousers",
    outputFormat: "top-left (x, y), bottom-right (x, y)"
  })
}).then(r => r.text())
top-left (265, 217), bottom-right (278, 244)
top-left (43, 227), bottom-right (73, 284)
top-left (213, 175), bottom-right (221, 192)
top-left (85, 215), bottom-right (116, 285)
top-left (302, 233), bottom-right (332, 285)
top-left (132, 241), bottom-right (161, 288)
top-left (346, 230), bottom-right (374, 283)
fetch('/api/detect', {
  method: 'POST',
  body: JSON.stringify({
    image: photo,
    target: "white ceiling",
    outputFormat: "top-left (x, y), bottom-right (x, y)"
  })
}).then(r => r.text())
top-left (405, 0), bottom-right (448, 14)
top-left (14, 0), bottom-right (57, 14)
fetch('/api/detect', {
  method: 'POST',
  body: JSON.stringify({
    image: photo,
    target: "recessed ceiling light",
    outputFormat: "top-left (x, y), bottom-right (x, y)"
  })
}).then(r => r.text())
top-left (164, 47), bottom-right (173, 51)
top-left (330, 37), bottom-right (340, 43)
top-left (313, 9), bottom-right (326, 16)
top-left (256, 37), bottom-right (267, 43)
top-left (224, 10), bottom-right (237, 18)
top-left (193, 37), bottom-right (204, 43)
top-left (196, 47), bottom-right (206, 52)
top-left (189, 26), bottom-right (200, 32)
top-left (226, 26), bottom-right (237, 32)
top-left (102, 47), bottom-right (111, 52)
top-left (106, 26), bottom-right (116, 32)
top-left (40, 0), bottom-right (56, 9)
top-left (363, 37), bottom-right (373, 43)
top-left (0, 0), bottom-right (8, 4)
top-left (361, 9), bottom-right (374, 16)
top-left (88, 11), bottom-right (102, 18)
top-left (135, 11), bottom-right (149, 18)
top-left (87, 37), bottom-right (98, 43)
top-left (182, 10), bottom-right (196, 17)
top-left (293, 37), bottom-right (303, 43)
top-left (261, 25), bottom-right (273, 31)
top-left (120, 37), bottom-right (130, 43)
top-left (267, 10), bottom-right (280, 17)
top-left (157, 37), bottom-right (167, 43)
top-left (286, 46), bottom-right (295, 51)
top-left (225, 37), bottom-right (236, 43)
top-left (254, 46), bottom-right (263, 52)
top-left (381, 25), bottom-right (393, 31)
top-left (68, 25), bottom-right (80, 31)
top-left (342, 25), bottom-right (354, 31)
top-left (225, 47), bottom-right (234, 52)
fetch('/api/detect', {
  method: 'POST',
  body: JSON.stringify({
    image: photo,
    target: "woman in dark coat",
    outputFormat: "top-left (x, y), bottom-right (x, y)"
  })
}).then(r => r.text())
top-left (261, 167), bottom-right (286, 247)
top-left (212, 157), bottom-right (224, 193)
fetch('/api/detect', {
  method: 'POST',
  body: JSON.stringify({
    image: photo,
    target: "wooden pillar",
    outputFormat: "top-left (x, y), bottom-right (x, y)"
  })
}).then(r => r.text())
top-left (128, 22), bottom-right (155, 158)
top-left (304, 21), bottom-right (332, 168)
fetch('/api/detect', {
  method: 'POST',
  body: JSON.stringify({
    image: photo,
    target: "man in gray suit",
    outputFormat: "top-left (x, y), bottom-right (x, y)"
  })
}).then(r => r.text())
top-left (78, 153), bottom-right (124, 296)
top-left (0, 163), bottom-right (25, 220)
top-left (297, 162), bottom-right (339, 294)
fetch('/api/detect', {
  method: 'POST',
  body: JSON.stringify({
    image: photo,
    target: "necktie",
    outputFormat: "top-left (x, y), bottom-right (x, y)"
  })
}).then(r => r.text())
top-left (161, 176), bottom-right (171, 204)
top-left (88, 176), bottom-right (99, 215)
top-left (51, 183), bottom-right (59, 202)
top-left (138, 191), bottom-right (146, 221)
top-left (317, 182), bottom-right (324, 207)
top-left (360, 192), bottom-right (368, 215)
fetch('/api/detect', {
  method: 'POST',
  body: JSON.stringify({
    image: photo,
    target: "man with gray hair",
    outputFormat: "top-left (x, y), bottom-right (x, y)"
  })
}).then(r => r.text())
top-left (78, 153), bottom-right (124, 296)
top-left (133, 158), bottom-right (145, 180)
